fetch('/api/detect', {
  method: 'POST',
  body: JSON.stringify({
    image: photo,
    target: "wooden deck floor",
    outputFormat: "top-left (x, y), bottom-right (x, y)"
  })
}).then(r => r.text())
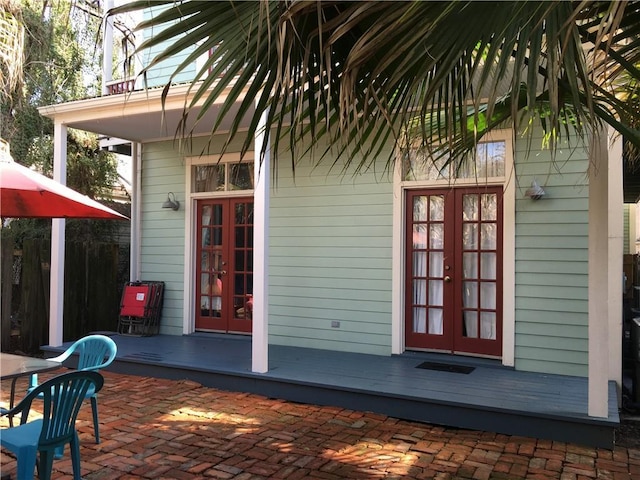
top-left (42, 332), bottom-right (620, 449)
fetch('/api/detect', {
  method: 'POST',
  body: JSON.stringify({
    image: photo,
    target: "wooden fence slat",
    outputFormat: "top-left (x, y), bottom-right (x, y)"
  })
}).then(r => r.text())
top-left (1, 234), bottom-right (14, 351)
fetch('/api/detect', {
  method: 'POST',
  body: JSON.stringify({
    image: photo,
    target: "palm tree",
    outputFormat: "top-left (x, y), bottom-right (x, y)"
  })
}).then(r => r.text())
top-left (116, 0), bottom-right (640, 172)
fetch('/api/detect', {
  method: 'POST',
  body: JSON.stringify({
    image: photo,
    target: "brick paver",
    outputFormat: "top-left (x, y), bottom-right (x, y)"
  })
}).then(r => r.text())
top-left (1, 370), bottom-right (639, 479)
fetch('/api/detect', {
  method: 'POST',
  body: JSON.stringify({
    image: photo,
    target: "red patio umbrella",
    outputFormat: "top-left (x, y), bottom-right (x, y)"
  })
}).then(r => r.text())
top-left (0, 155), bottom-right (128, 220)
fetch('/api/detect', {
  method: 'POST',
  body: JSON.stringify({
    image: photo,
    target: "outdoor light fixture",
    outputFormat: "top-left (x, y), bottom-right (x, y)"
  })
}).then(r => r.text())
top-left (525, 179), bottom-right (546, 200)
top-left (162, 192), bottom-right (180, 211)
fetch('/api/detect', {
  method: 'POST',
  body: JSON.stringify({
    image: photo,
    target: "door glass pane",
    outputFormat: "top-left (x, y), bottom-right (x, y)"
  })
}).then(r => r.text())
top-left (429, 195), bottom-right (444, 221)
top-left (429, 280), bottom-right (443, 306)
top-left (413, 279), bottom-right (426, 305)
top-left (235, 227), bottom-right (245, 247)
top-left (413, 196), bottom-right (428, 221)
top-left (200, 272), bottom-right (209, 314)
top-left (235, 250), bottom-right (245, 271)
top-left (235, 203), bottom-right (246, 224)
top-left (413, 252), bottom-right (427, 277)
top-left (480, 312), bottom-right (496, 339)
top-left (463, 224), bottom-right (477, 249)
top-left (481, 193), bottom-right (497, 220)
top-left (480, 224), bottom-right (496, 249)
top-left (413, 225), bottom-right (427, 249)
top-left (212, 204), bottom-right (223, 225)
top-left (212, 275), bottom-right (222, 316)
top-left (481, 283), bottom-right (496, 309)
top-left (463, 281), bottom-right (478, 308)
top-left (463, 311), bottom-right (478, 338)
top-left (429, 252), bottom-right (443, 277)
top-left (234, 274), bottom-right (244, 296)
top-left (413, 307), bottom-right (427, 333)
top-left (463, 252), bottom-right (478, 279)
top-left (480, 253), bottom-right (496, 279)
top-left (247, 226), bottom-right (254, 247)
top-left (429, 224), bottom-right (443, 249)
top-left (211, 227), bottom-right (222, 247)
top-left (201, 273), bottom-right (222, 318)
top-left (463, 195), bottom-right (478, 221)
top-left (202, 205), bottom-right (212, 223)
top-left (428, 309), bottom-right (443, 335)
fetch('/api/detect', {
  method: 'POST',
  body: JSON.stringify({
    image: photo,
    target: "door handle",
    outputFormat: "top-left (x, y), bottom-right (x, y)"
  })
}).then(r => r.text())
top-left (220, 270), bottom-right (227, 276)
top-left (444, 276), bottom-right (452, 283)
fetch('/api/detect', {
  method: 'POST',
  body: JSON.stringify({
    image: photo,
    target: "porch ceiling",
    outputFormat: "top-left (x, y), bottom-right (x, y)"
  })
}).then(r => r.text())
top-left (38, 84), bottom-right (254, 144)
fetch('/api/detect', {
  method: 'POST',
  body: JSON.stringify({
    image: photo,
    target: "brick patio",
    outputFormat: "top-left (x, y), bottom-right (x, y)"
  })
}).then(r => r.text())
top-left (2, 370), bottom-right (640, 479)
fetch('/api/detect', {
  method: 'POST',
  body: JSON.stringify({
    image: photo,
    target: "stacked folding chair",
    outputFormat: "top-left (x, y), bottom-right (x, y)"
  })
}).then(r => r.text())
top-left (117, 281), bottom-right (165, 336)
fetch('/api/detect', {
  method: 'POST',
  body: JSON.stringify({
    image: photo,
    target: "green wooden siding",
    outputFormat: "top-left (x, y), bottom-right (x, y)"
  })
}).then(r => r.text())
top-left (139, 127), bottom-right (595, 376)
top-left (139, 6), bottom-right (197, 88)
top-left (269, 155), bottom-right (394, 355)
top-left (513, 131), bottom-right (590, 377)
top-left (140, 141), bottom-right (187, 336)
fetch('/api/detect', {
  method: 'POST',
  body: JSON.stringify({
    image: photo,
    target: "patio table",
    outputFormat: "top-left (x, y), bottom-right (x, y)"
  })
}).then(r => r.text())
top-left (0, 353), bottom-right (61, 479)
top-left (1, 353), bottom-right (61, 414)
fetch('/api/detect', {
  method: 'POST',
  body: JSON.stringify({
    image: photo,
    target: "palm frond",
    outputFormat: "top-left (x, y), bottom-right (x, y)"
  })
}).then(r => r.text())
top-left (112, 1), bottom-right (640, 174)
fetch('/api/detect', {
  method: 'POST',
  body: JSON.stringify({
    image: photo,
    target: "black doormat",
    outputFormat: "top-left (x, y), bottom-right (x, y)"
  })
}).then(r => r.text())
top-left (416, 361), bottom-right (475, 374)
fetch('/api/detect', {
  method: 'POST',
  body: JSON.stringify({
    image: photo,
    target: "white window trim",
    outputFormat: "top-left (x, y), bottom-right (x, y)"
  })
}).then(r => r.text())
top-left (182, 152), bottom-right (255, 334)
top-left (391, 129), bottom-right (515, 366)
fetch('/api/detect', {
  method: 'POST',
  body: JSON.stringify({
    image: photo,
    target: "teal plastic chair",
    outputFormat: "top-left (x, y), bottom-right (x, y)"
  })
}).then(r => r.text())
top-left (0, 370), bottom-right (104, 480)
top-left (28, 334), bottom-right (117, 444)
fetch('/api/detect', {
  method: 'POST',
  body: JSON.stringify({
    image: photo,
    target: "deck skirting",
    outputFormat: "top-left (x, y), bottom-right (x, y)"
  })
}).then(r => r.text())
top-left (42, 333), bottom-right (619, 449)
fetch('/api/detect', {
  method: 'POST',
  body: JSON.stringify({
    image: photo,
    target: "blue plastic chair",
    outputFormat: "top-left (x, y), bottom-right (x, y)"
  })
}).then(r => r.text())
top-left (28, 334), bottom-right (117, 444)
top-left (0, 370), bottom-right (104, 480)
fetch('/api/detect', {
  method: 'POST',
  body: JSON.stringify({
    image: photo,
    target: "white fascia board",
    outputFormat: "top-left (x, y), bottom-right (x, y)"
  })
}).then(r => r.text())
top-left (38, 82), bottom-right (242, 124)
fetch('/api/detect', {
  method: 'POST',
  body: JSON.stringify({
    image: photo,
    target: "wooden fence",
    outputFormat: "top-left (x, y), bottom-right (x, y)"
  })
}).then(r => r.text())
top-left (1, 238), bottom-right (124, 354)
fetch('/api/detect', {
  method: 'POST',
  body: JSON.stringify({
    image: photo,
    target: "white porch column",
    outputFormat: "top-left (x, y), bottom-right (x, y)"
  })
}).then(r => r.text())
top-left (130, 142), bottom-right (142, 280)
top-left (588, 128), bottom-right (610, 418)
top-left (49, 121), bottom-right (67, 347)
top-left (102, 0), bottom-right (114, 95)
top-left (391, 157), bottom-right (403, 354)
top-left (608, 129), bottom-right (624, 391)
top-left (252, 109), bottom-right (270, 373)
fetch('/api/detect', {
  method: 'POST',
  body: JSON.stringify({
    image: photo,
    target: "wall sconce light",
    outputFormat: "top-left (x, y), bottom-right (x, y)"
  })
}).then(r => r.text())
top-left (161, 192), bottom-right (180, 211)
top-left (525, 179), bottom-right (546, 200)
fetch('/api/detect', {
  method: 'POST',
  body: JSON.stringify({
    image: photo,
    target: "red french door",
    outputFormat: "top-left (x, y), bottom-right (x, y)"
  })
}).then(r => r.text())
top-left (405, 187), bottom-right (503, 357)
top-left (195, 198), bottom-right (253, 333)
